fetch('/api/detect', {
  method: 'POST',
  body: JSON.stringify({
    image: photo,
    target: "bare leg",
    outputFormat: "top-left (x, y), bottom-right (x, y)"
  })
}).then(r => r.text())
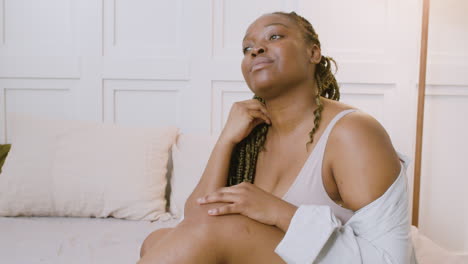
top-left (221, 215), bottom-right (286, 264)
top-left (138, 208), bottom-right (225, 264)
top-left (138, 202), bottom-right (287, 264)
top-left (140, 228), bottom-right (174, 258)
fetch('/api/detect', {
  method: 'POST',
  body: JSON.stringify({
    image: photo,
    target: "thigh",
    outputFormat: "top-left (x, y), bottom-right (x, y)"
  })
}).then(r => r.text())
top-left (211, 213), bottom-right (287, 264)
top-left (139, 202), bottom-right (287, 264)
top-left (185, 202), bottom-right (287, 264)
top-left (138, 218), bottom-right (221, 264)
top-left (140, 228), bottom-right (174, 258)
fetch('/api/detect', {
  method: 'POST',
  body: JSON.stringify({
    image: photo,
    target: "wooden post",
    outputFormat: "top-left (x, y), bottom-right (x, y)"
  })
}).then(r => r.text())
top-left (413, 0), bottom-right (430, 227)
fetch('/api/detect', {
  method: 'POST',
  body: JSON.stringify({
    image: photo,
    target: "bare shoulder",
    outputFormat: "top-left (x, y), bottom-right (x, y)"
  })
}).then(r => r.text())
top-left (326, 110), bottom-right (402, 211)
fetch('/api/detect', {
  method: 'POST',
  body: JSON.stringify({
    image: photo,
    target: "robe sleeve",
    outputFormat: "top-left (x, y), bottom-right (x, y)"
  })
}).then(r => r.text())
top-left (274, 155), bottom-right (416, 264)
top-left (274, 205), bottom-right (413, 263)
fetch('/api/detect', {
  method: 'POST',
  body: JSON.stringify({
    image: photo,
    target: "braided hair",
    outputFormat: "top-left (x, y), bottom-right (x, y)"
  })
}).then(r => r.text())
top-left (227, 11), bottom-right (340, 186)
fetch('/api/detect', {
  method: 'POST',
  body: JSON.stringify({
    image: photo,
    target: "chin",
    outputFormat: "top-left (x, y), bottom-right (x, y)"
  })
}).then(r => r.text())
top-left (248, 74), bottom-right (276, 95)
top-left (249, 83), bottom-right (276, 100)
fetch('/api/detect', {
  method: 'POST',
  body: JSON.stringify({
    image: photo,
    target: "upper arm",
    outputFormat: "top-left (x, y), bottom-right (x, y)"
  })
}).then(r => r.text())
top-left (327, 111), bottom-right (401, 212)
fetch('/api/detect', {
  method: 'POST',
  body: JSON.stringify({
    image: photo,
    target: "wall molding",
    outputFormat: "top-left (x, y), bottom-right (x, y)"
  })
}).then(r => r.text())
top-left (0, 86), bottom-right (72, 142)
top-left (210, 80), bottom-right (251, 134)
top-left (211, 0), bottom-right (299, 60)
top-left (1, 0), bottom-right (5, 45)
top-left (102, 0), bottom-right (186, 58)
top-left (210, 81), bottom-right (395, 134)
top-left (0, 56), bottom-right (81, 79)
top-left (426, 84), bottom-right (468, 97)
top-left (102, 79), bottom-right (186, 125)
top-left (339, 82), bottom-right (395, 95)
top-left (102, 57), bottom-right (190, 80)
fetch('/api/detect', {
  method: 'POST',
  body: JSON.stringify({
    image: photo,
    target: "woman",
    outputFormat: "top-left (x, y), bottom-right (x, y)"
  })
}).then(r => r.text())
top-left (139, 11), bottom-right (414, 264)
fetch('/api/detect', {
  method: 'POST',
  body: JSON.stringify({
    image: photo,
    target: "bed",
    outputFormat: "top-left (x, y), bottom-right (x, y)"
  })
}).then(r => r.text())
top-left (0, 114), bottom-right (466, 263)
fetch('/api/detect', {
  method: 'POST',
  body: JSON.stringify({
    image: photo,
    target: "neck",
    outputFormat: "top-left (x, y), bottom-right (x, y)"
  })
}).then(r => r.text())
top-left (264, 81), bottom-right (319, 137)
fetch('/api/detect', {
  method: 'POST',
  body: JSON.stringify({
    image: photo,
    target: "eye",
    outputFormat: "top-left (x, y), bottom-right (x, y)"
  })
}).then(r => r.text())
top-left (269, 34), bottom-right (282, 40)
top-left (242, 46), bottom-right (252, 54)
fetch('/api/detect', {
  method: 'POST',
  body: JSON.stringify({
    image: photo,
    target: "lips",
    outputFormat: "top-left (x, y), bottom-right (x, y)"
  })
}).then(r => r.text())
top-left (251, 57), bottom-right (274, 72)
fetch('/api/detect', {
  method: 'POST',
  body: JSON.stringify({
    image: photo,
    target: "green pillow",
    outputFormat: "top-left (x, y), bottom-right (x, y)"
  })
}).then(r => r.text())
top-left (0, 144), bottom-right (11, 173)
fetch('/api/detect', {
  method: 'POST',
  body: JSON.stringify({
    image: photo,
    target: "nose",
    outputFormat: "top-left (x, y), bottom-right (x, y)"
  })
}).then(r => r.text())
top-left (251, 46), bottom-right (265, 57)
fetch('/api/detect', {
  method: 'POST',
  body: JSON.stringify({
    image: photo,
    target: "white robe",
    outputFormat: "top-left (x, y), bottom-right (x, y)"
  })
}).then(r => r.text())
top-left (274, 152), bottom-right (417, 264)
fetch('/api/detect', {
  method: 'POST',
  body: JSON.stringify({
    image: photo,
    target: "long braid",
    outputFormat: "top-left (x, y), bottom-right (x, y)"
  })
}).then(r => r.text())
top-left (227, 12), bottom-right (340, 186)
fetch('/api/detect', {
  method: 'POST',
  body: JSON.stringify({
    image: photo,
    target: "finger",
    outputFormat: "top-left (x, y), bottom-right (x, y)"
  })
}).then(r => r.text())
top-left (242, 100), bottom-right (270, 117)
top-left (197, 186), bottom-right (242, 203)
top-left (252, 118), bottom-right (265, 128)
top-left (248, 110), bottom-right (271, 125)
top-left (249, 110), bottom-right (270, 124)
top-left (197, 191), bottom-right (240, 204)
top-left (208, 204), bottom-right (239, 216)
top-left (213, 186), bottom-right (240, 193)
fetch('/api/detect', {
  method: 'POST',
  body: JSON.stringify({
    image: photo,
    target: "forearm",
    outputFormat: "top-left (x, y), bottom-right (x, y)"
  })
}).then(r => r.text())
top-left (184, 138), bottom-right (236, 216)
top-left (275, 202), bottom-right (298, 232)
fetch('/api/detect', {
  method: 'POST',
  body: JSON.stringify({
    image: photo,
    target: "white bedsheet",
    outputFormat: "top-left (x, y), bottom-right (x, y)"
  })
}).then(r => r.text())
top-left (3, 217), bottom-right (468, 264)
top-left (0, 216), bottom-right (180, 264)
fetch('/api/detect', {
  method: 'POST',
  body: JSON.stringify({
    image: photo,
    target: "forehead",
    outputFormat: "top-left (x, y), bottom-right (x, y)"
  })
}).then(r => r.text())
top-left (244, 14), bottom-right (298, 37)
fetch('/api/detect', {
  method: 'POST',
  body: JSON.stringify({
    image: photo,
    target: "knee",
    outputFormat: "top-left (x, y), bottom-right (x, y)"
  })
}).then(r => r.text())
top-left (184, 203), bottom-right (257, 243)
top-left (175, 211), bottom-right (252, 263)
top-left (140, 228), bottom-right (173, 258)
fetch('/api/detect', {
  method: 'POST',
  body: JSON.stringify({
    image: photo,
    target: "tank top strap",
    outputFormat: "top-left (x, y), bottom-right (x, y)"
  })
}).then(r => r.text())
top-left (316, 109), bottom-right (358, 148)
top-left (281, 108), bottom-right (359, 223)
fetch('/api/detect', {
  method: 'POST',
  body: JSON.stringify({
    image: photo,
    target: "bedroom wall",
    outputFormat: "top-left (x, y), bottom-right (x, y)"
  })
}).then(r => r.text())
top-left (0, 0), bottom-right (465, 252)
top-left (420, 0), bottom-right (468, 253)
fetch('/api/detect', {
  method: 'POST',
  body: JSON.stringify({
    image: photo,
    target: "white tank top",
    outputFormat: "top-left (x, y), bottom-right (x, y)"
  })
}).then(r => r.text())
top-left (282, 109), bottom-right (357, 224)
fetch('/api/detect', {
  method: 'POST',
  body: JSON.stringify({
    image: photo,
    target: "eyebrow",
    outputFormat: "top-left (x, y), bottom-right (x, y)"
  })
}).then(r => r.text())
top-left (243, 22), bottom-right (289, 41)
top-left (265, 22), bottom-right (289, 28)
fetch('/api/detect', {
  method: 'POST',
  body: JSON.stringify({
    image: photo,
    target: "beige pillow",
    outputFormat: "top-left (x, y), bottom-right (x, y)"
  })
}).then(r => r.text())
top-left (411, 226), bottom-right (468, 264)
top-left (0, 113), bottom-right (178, 221)
top-left (169, 133), bottom-right (219, 218)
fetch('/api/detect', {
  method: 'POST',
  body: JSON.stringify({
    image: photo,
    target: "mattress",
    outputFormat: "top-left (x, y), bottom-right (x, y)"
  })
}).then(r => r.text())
top-left (2, 216), bottom-right (468, 264)
top-left (0, 216), bottom-right (181, 264)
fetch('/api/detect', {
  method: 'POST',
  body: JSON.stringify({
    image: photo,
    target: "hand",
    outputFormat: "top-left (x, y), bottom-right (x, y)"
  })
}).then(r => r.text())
top-left (196, 182), bottom-right (297, 231)
top-left (218, 99), bottom-right (271, 145)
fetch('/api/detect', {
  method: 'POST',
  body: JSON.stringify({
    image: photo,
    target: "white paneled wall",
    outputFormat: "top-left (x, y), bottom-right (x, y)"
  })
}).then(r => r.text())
top-left (420, 0), bottom-right (468, 252)
top-left (0, 0), bottom-right (466, 252)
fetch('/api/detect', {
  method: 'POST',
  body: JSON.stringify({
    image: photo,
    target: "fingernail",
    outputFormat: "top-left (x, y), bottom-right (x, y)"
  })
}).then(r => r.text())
top-left (197, 198), bottom-right (204, 203)
top-left (208, 209), bottom-right (216, 215)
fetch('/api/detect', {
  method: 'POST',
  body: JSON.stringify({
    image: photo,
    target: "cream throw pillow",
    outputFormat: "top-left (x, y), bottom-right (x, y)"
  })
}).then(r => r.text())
top-left (0, 113), bottom-right (178, 221)
top-left (169, 133), bottom-right (219, 218)
top-left (411, 226), bottom-right (468, 264)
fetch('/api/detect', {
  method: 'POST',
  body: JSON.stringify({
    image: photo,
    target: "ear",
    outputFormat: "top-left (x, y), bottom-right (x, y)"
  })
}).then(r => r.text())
top-left (307, 44), bottom-right (322, 64)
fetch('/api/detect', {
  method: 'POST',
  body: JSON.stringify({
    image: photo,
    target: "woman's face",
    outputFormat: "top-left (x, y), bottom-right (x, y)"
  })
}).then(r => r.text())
top-left (241, 14), bottom-right (316, 99)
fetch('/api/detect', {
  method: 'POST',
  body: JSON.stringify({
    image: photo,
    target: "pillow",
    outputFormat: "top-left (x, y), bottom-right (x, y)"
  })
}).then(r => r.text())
top-left (0, 113), bottom-right (178, 221)
top-left (169, 133), bottom-right (219, 218)
top-left (0, 144), bottom-right (11, 173)
top-left (411, 226), bottom-right (468, 264)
